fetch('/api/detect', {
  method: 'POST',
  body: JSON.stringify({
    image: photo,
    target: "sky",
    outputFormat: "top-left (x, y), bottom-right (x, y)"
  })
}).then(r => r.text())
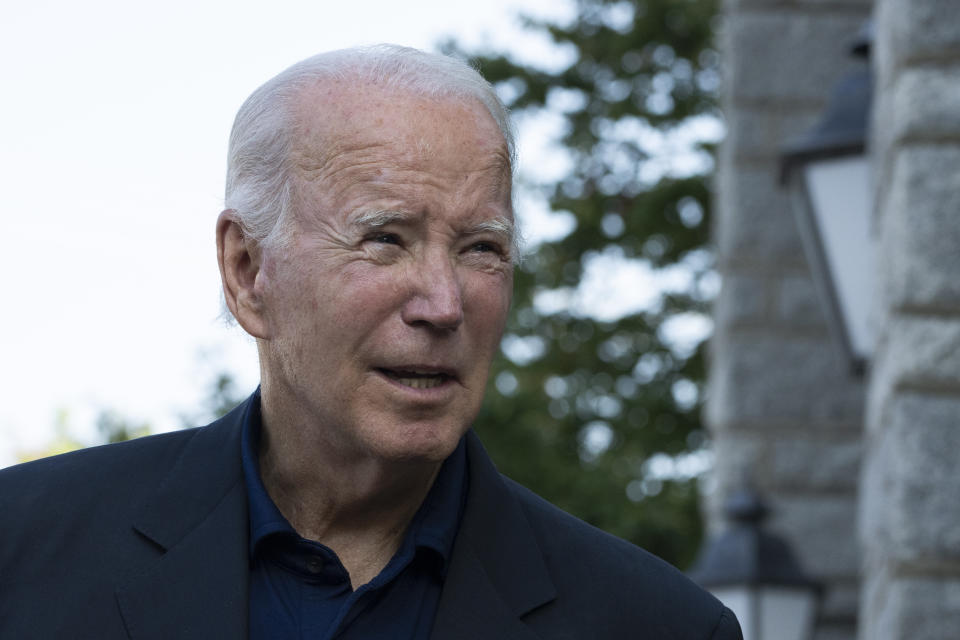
top-left (0, 0), bottom-right (579, 464)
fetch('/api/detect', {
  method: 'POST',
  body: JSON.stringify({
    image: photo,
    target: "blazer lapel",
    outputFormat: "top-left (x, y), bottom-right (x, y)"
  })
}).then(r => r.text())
top-left (113, 407), bottom-right (565, 639)
top-left (431, 537), bottom-right (544, 640)
top-left (116, 401), bottom-right (252, 639)
top-left (431, 432), bottom-right (571, 640)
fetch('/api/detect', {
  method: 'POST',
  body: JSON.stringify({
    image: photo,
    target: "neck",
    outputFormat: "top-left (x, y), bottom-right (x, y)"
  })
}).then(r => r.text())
top-left (257, 389), bottom-right (443, 587)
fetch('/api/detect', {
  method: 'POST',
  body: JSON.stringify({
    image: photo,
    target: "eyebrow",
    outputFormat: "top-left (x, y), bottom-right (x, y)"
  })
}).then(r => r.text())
top-left (463, 217), bottom-right (514, 240)
top-left (352, 210), bottom-right (412, 229)
top-left (352, 211), bottom-right (514, 239)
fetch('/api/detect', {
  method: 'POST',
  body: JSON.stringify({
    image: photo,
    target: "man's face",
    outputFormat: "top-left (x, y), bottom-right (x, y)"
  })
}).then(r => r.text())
top-left (254, 83), bottom-right (514, 464)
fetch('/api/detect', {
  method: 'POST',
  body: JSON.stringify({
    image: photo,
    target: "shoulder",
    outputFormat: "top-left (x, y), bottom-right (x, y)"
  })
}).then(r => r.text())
top-left (461, 431), bottom-right (739, 637)
top-left (503, 476), bottom-right (703, 591)
top-left (503, 477), bottom-right (740, 639)
top-left (0, 429), bottom-right (201, 542)
top-left (0, 428), bottom-right (205, 610)
top-left (0, 428), bottom-right (200, 503)
top-left (0, 400), bottom-right (248, 580)
top-left (0, 402), bottom-right (250, 637)
top-left (0, 398), bottom-right (250, 509)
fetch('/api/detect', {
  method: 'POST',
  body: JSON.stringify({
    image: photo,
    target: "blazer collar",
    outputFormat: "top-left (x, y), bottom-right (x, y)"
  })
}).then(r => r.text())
top-left (117, 399), bottom-right (251, 640)
top-left (431, 432), bottom-right (564, 640)
top-left (114, 399), bottom-right (564, 640)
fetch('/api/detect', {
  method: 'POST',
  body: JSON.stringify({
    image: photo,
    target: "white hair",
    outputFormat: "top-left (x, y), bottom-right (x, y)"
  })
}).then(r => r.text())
top-left (224, 44), bottom-right (517, 254)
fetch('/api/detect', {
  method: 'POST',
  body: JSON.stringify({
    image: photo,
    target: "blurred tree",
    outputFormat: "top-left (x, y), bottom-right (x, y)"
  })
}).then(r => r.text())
top-left (206, 372), bottom-right (246, 419)
top-left (442, 0), bottom-right (721, 567)
top-left (179, 371), bottom-right (247, 426)
top-left (15, 370), bottom-right (247, 466)
top-left (97, 411), bottom-right (152, 444)
top-left (14, 408), bottom-right (148, 462)
top-left (16, 408), bottom-right (88, 463)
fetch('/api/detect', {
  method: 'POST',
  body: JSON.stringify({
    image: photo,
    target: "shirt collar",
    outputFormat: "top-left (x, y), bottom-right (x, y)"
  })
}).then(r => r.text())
top-left (240, 387), bottom-right (467, 574)
top-left (240, 389), bottom-right (295, 553)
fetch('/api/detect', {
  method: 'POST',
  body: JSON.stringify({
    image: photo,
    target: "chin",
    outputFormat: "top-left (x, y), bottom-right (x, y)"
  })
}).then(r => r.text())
top-left (369, 420), bottom-right (466, 464)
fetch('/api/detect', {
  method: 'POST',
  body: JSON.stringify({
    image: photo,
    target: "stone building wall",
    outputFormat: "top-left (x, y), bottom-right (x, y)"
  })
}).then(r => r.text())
top-left (859, 1), bottom-right (960, 638)
top-left (708, 1), bottom-right (872, 639)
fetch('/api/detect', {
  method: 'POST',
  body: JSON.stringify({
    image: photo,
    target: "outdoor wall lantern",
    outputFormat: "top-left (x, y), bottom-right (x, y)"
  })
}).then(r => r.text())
top-left (779, 23), bottom-right (875, 373)
top-left (689, 487), bottom-right (821, 640)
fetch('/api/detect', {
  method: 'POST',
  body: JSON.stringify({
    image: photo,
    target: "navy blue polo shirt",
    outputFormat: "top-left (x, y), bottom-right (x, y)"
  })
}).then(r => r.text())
top-left (240, 390), bottom-right (467, 639)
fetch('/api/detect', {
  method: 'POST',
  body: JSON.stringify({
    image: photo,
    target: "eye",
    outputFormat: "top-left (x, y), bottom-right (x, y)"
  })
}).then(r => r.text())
top-left (469, 241), bottom-right (500, 254)
top-left (370, 232), bottom-right (401, 246)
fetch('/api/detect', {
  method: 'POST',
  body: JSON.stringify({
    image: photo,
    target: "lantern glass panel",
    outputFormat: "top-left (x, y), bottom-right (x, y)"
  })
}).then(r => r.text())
top-left (711, 585), bottom-right (816, 640)
top-left (759, 586), bottom-right (818, 640)
top-left (802, 155), bottom-right (875, 361)
top-left (711, 587), bottom-right (755, 640)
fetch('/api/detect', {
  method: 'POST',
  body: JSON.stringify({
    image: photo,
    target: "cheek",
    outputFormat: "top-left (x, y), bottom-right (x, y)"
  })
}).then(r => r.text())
top-left (467, 276), bottom-right (512, 339)
top-left (324, 265), bottom-right (409, 330)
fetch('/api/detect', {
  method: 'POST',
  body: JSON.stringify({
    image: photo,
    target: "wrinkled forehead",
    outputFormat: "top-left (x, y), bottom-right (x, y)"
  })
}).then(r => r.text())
top-left (287, 79), bottom-right (512, 179)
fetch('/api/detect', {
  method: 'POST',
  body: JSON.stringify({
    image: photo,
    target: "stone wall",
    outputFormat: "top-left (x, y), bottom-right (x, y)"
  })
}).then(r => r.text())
top-left (859, 1), bottom-right (960, 638)
top-left (708, 1), bottom-right (872, 639)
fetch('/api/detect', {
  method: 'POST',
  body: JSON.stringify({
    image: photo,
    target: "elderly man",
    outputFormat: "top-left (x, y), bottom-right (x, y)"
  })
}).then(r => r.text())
top-left (0, 45), bottom-right (741, 639)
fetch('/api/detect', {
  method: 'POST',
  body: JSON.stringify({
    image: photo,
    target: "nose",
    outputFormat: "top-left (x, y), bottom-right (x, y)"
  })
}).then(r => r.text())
top-left (401, 253), bottom-right (464, 331)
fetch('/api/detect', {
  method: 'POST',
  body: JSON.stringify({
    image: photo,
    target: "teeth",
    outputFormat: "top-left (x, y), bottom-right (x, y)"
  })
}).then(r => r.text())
top-left (396, 376), bottom-right (445, 389)
top-left (380, 369), bottom-right (448, 390)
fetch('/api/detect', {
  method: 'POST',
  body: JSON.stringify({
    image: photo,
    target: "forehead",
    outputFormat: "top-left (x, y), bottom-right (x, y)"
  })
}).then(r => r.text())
top-left (287, 80), bottom-right (511, 185)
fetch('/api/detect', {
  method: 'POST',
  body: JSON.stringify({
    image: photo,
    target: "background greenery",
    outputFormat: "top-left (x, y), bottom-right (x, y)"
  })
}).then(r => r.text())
top-left (445, 0), bottom-right (721, 568)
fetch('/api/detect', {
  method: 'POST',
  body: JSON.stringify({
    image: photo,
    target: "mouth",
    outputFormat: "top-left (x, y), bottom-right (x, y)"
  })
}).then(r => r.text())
top-left (376, 367), bottom-right (455, 390)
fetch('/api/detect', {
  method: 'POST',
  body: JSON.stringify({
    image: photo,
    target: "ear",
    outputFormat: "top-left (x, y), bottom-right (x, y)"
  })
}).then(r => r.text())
top-left (216, 210), bottom-right (269, 339)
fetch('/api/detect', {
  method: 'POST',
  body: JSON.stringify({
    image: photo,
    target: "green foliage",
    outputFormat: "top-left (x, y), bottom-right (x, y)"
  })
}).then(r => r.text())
top-left (85, 372), bottom-right (246, 449)
top-left (444, 0), bottom-right (720, 568)
top-left (198, 372), bottom-right (247, 421)
top-left (97, 411), bottom-right (151, 444)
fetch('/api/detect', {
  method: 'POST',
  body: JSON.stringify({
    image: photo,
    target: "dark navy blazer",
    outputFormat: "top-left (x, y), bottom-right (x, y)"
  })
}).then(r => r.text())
top-left (0, 396), bottom-right (741, 639)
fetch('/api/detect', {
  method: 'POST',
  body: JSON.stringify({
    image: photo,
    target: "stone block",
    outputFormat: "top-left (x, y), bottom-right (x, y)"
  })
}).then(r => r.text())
top-left (700, 432), bottom-right (766, 533)
top-left (769, 437), bottom-right (861, 492)
top-left (864, 392), bottom-right (960, 567)
top-left (813, 625), bottom-right (857, 640)
top-left (858, 430), bottom-right (889, 561)
top-left (767, 494), bottom-right (860, 580)
top-left (891, 67), bottom-right (960, 143)
top-left (714, 163), bottom-right (807, 266)
top-left (723, 10), bottom-right (868, 103)
top-left (882, 146), bottom-right (960, 310)
top-left (864, 577), bottom-right (960, 640)
top-left (865, 313), bottom-right (960, 434)
top-left (722, 102), bottom-right (821, 162)
top-left (714, 272), bottom-right (769, 329)
top-left (871, 315), bottom-right (960, 395)
top-left (819, 582), bottom-right (860, 622)
top-left (877, 0), bottom-right (960, 76)
top-left (708, 333), bottom-right (865, 429)
top-left (726, 0), bottom-right (870, 6)
top-left (778, 273), bottom-right (827, 328)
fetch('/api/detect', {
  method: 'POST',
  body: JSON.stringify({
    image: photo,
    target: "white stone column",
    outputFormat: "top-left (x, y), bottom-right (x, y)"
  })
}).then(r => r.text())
top-left (860, 1), bottom-right (960, 638)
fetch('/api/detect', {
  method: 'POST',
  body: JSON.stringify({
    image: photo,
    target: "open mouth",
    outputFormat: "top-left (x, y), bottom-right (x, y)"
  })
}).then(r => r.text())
top-left (377, 368), bottom-right (452, 390)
